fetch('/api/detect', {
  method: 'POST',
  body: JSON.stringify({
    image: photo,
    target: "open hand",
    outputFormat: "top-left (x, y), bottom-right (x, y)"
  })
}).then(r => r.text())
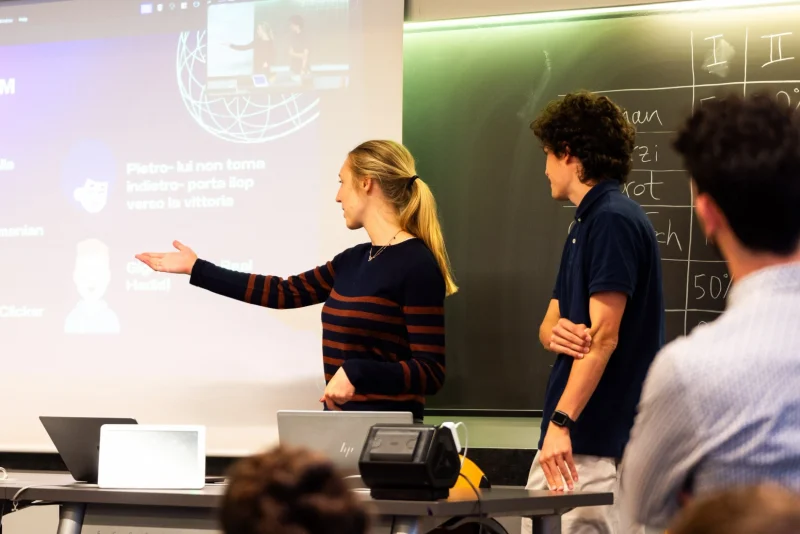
top-left (320, 367), bottom-right (355, 411)
top-left (539, 423), bottom-right (578, 491)
top-left (550, 318), bottom-right (592, 359)
top-left (135, 240), bottom-right (198, 275)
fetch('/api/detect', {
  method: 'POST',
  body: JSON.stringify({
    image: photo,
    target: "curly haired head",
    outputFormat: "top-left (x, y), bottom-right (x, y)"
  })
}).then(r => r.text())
top-left (673, 93), bottom-right (800, 255)
top-left (531, 91), bottom-right (636, 185)
top-left (220, 446), bottom-right (368, 534)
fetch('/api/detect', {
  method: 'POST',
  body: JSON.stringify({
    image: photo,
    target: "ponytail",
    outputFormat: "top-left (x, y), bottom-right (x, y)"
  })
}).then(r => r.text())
top-left (348, 140), bottom-right (458, 296)
top-left (399, 178), bottom-right (458, 296)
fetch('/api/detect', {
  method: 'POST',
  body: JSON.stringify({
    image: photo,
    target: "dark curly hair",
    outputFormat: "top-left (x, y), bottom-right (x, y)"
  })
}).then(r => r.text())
top-left (673, 93), bottom-right (800, 255)
top-left (531, 91), bottom-right (636, 184)
top-left (220, 446), bottom-right (368, 534)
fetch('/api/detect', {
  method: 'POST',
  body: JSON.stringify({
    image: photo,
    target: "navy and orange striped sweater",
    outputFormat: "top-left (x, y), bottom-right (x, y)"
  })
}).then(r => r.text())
top-left (189, 238), bottom-right (446, 420)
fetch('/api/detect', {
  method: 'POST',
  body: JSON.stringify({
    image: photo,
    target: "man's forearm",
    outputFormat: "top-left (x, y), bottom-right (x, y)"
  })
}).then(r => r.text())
top-left (555, 338), bottom-right (616, 420)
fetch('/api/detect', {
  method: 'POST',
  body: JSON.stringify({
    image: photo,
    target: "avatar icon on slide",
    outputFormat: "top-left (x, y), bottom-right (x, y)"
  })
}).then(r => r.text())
top-left (65, 238), bottom-right (120, 334)
top-left (61, 139), bottom-right (116, 214)
top-left (73, 178), bottom-right (109, 214)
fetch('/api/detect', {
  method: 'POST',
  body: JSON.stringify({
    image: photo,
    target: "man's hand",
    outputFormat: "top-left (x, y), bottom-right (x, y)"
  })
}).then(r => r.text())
top-left (320, 367), bottom-right (355, 411)
top-left (550, 318), bottom-right (592, 359)
top-left (538, 423), bottom-right (579, 491)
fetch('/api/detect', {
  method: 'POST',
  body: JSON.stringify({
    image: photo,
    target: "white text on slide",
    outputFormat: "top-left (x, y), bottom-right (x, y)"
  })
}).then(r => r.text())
top-left (125, 177), bottom-right (255, 194)
top-left (126, 261), bottom-right (173, 292)
top-left (0, 225), bottom-right (44, 238)
top-left (0, 305), bottom-right (44, 318)
top-left (0, 78), bottom-right (15, 96)
top-left (126, 278), bottom-right (172, 292)
top-left (126, 159), bottom-right (266, 175)
top-left (125, 159), bottom-right (264, 211)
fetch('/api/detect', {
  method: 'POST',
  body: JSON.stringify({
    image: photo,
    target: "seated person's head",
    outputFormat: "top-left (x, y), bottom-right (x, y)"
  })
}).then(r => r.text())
top-left (669, 484), bottom-right (800, 534)
top-left (674, 93), bottom-right (800, 259)
top-left (221, 446), bottom-right (368, 534)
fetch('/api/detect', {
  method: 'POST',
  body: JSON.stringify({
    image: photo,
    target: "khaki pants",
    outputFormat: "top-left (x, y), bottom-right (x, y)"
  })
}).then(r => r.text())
top-left (521, 452), bottom-right (644, 534)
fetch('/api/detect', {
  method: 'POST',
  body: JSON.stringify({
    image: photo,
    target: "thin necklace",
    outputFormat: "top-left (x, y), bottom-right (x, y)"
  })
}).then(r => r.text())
top-left (369, 230), bottom-right (402, 261)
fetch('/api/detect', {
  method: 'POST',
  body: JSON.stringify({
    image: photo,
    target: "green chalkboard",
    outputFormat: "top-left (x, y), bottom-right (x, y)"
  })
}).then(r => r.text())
top-left (403, 3), bottom-right (800, 411)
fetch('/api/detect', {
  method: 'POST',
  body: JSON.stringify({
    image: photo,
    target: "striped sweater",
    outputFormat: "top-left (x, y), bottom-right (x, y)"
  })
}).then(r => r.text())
top-left (189, 238), bottom-right (446, 420)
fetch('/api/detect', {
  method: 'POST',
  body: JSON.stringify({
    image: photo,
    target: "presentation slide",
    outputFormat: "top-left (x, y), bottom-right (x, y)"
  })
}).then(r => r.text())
top-left (0, 0), bottom-right (403, 454)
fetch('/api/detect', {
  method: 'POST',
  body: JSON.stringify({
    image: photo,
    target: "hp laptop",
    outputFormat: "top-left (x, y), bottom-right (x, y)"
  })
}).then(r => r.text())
top-left (276, 411), bottom-right (413, 476)
top-left (39, 416), bottom-right (138, 483)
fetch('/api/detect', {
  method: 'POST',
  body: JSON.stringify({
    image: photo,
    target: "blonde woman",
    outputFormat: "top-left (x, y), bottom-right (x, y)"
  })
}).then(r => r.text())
top-left (136, 140), bottom-right (457, 421)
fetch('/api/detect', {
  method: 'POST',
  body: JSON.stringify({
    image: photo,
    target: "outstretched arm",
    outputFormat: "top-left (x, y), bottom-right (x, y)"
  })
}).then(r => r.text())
top-left (190, 258), bottom-right (335, 309)
top-left (136, 240), bottom-right (336, 309)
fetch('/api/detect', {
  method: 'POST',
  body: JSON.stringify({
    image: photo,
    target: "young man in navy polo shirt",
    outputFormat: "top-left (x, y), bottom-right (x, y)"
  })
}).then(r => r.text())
top-left (522, 91), bottom-right (665, 534)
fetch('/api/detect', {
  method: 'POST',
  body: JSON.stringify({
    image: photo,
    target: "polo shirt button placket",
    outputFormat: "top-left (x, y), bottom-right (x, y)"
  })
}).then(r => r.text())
top-left (574, 218), bottom-right (579, 244)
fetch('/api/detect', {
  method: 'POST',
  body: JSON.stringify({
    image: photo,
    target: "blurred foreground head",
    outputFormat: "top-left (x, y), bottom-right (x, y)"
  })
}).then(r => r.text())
top-left (221, 445), bottom-right (369, 534)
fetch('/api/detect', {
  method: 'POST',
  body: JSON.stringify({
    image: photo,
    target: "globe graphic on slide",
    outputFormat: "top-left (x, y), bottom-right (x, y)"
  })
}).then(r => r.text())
top-left (176, 31), bottom-right (320, 143)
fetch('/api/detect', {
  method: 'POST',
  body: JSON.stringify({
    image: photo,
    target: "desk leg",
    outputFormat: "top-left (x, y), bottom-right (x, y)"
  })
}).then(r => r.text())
top-left (56, 503), bottom-right (86, 534)
top-left (529, 515), bottom-right (561, 534)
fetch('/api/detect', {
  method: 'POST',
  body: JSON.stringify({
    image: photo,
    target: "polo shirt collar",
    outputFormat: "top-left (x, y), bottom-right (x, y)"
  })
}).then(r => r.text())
top-left (575, 180), bottom-right (621, 220)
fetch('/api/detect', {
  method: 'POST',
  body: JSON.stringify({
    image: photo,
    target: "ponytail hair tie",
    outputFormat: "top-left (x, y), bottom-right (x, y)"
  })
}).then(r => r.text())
top-left (408, 175), bottom-right (419, 185)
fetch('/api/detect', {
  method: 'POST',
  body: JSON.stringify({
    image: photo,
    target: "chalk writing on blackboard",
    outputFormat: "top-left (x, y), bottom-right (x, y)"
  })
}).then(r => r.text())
top-left (761, 32), bottom-right (794, 67)
top-left (776, 87), bottom-right (800, 110)
top-left (622, 109), bottom-right (663, 126)
top-left (703, 34), bottom-right (735, 77)
top-left (559, 27), bottom-right (800, 337)
top-left (632, 144), bottom-right (658, 163)
top-left (622, 171), bottom-right (663, 201)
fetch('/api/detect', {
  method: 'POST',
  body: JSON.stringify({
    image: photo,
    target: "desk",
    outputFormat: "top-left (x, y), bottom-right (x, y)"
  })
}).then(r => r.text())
top-left (1, 473), bottom-right (612, 534)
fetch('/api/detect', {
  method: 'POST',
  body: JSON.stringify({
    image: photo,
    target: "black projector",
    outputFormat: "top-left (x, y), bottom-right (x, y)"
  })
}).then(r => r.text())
top-left (358, 423), bottom-right (461, 501)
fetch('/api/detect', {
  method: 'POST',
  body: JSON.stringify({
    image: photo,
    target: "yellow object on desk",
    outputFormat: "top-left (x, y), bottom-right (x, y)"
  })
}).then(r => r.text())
top-left (454, 455), bottom-right (490, 490)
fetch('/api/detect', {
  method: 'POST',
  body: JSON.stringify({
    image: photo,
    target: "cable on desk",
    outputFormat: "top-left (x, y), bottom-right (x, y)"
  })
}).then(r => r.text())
top-left (458, 473), bottom-right (481, 513)
top-left (10, 484), bottom-right (72, 512)
top-left (439, 474), bottom-right (513, 534)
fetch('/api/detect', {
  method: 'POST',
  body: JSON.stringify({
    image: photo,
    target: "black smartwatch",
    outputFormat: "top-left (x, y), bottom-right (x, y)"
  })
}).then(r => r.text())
top-left (550, 410), bottom-right (575, 430)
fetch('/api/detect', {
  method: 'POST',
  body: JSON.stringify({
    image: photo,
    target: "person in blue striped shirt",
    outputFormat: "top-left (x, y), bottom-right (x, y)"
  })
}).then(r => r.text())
top-left (622, 93), bottom-right (800, 529)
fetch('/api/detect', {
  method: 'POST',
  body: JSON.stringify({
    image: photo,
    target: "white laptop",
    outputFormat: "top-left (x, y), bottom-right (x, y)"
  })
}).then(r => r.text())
top-left (98, 425), bottom-right (206, 489)
top-left (276, 411), bottom-right (413, 476)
